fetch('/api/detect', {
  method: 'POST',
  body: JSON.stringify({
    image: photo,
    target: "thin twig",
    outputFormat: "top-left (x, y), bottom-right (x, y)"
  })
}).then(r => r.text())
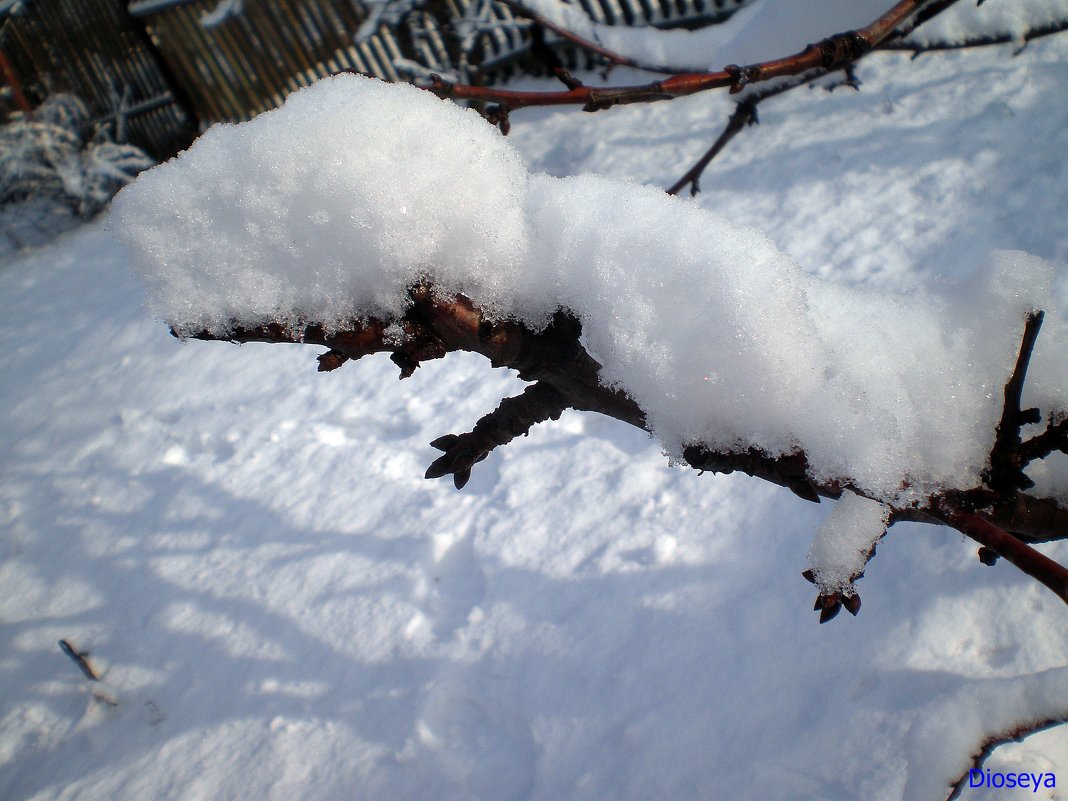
top-left (986, 311), bottom-right (1044, 494)
top-left (1020, 417), bottom-right (1068, 464)
top-left (934, 501), bottom-right (1068, 605)
top-left (425, 382), bottom-right (567, 488)
top-left (944, 717), bottom-right (1068, 801)
top-left (425, 0), bottom-right (948, 113)
top-left (666, 97), bottom-right (758, 196)
top-left (884, 18), bottom-right (1068, 56)
top-left (59, 639), bottom-right (98, 681)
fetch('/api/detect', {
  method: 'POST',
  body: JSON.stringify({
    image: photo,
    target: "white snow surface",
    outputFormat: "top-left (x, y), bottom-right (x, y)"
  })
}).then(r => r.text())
top-left (6, 29), bottom-right (1068, 801)
top-left (114, 73), bottom-right (1066, 503)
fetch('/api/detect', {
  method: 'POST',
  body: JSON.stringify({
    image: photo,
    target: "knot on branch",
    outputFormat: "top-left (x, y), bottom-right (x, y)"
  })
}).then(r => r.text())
top-left (817, 31), bottom-right (871, 70)
top-left (426, 74), bottom-right (452, 98)
top-left (724, 64), bottom-right (761, 95)
top-left (486, 104), bottom-right (511, 135)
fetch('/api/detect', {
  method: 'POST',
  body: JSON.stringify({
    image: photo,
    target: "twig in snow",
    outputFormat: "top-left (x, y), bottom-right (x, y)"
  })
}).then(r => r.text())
top-left (59, 639), bottom-right (98, 681)
top-left (666, 91), bottom-right (763, 197)
top-left (885, 18), bottom-right (1068, 57)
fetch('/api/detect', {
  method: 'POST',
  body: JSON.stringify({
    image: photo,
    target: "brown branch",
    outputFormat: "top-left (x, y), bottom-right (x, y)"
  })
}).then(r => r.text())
top-left (183, 293), bottom-right (1068, 544)
top-left (426, 382), bottom-right (567, 488)
top-left (663, 0), bottom-right (981, 195)
top-left (0, 49), bottom-right (33, 117)
top-left (59, 639), bottom-right (99, 681)
top-left (933, 500), bottom-right (1068, 605)
top-left (1020, 416), bottom-right (1068, 464)
top-left (667, 95), bottom-right (759, 196)
top-left (183, 293), bottom-right (1068, 613)
top-left (985, 311), bottom-right (1044, 494)
top-left (426, 0), bottom-right (946, 113)
top-left (665, 82), bottom-right (800, 196)
top-left (944, 716), bottom-right (1068, 801)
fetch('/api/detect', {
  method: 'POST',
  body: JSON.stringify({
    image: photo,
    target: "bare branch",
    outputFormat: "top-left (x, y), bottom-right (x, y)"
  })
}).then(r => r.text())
top-left (425, 0), bottom-right (950, 113)
top-left (933, 500), bottom-right (1068, 606)
top-left (426, 382), bottom-right (567, 488)
top-left (184, 292), bottom-right (1068, 563)
top-left (884, 18), bottom-right (1068, 56)
top-left (985, 311), bottom-right (1044, 495)
top-left (944, 716), bottom-right (1068, 801)
top-left (1020, 416), bottom-right (1068, 464)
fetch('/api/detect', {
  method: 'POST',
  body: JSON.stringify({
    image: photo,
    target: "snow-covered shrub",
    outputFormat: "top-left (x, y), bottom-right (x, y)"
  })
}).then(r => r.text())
top-left (0, 94), bottom-right (153, 252)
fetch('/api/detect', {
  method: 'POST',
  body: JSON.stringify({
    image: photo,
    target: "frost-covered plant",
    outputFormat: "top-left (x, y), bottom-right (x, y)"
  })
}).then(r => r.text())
top-left (0, 94), bottom-right (153, 219)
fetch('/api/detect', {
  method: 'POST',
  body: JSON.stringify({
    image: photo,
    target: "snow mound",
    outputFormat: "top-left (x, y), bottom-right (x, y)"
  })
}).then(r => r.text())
top-left (113, 74), bottom-right (1065, 502)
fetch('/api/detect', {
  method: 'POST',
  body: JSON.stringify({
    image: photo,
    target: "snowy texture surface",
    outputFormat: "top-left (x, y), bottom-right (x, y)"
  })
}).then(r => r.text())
top-left (7, 30), bottom-right (1068, 801)
top-left (114, 74), bottom-right (1066, 503)
top-left (806, 491), bottom-right (889, 593)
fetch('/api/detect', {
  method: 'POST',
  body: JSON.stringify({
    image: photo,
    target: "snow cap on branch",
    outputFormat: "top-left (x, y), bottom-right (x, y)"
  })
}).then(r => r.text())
top-left (113, 74), bottom-right (1065, 503)
top-left (806, 490), bottom-right (889, 595)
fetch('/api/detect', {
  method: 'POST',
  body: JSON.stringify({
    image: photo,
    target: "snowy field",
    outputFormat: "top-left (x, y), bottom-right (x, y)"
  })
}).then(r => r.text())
top-left (4, 15), bottom-right (1068, 801)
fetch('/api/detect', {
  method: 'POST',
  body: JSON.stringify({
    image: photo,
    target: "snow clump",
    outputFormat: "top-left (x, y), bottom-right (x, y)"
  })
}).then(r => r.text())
top-left (806, 491), bottom-right (889, 594)
top-left (113, 74), bottom-right (1065, 504)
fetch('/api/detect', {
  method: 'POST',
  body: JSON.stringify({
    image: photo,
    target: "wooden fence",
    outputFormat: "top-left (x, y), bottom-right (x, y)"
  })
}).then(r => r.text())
top-left (0, 0), bottom-right (196, 159)
top-left (2, 0), bottom-right (748, 158)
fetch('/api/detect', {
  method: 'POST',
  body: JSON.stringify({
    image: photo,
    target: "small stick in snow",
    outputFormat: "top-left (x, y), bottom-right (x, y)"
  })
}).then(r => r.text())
top-left (59, 639), bottom-right (99, 681)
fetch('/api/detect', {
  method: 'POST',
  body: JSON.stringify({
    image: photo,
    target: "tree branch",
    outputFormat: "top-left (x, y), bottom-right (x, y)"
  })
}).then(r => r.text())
top-left (183, 290), bottom-right (1068, 561)
top-left (885, 18), bottom-right (1068, 57)
top-left (425, 0), bottom-right (951, 114)
top-left (944, 716), bottom-right (1068, 801)
top-left (426, 382), bottom-right (567, 488)
top-left (985, 311), bottom-right (1044, 495)
top-left (932, 500), bottom-right (1068, 606)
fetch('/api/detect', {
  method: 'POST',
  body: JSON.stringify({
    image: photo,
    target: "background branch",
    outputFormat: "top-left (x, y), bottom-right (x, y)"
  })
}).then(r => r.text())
top-left (944, 716), bottom-right (1068, 801)
top-left (426, 0), bottom-right (950, 113)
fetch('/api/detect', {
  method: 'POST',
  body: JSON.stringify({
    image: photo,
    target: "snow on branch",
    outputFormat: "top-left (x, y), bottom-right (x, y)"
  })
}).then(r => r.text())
top-left (114, 74), bottom-right (1068, 615)
top-left (903, 667), bottom-right (1068, 801)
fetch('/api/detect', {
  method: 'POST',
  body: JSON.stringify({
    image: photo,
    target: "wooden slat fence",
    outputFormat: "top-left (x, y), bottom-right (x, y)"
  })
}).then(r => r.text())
top-left (2, 0), bottom-right (750, 157)
top-left (0, 0), bottom-right (196, 159)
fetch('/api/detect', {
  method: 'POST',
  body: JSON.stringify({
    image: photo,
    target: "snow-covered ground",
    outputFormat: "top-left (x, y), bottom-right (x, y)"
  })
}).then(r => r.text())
top-left (3, 21), bottom-right (1068, 801)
